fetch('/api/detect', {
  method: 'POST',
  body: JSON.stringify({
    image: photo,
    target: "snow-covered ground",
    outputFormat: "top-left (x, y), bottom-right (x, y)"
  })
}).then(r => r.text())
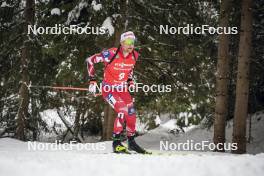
top-left (137, 110), bottom-right (264, 154)
top-left (1, 111), bottom-right (264, 176)
top-left (0, 138), bottom-right (264, 176)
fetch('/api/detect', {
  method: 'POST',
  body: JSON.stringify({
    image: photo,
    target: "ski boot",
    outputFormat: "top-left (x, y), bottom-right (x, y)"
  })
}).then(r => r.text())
top-left (113, 134), bottom-right (130, 154)
top-left (128, 135), bottom-right (152, 154)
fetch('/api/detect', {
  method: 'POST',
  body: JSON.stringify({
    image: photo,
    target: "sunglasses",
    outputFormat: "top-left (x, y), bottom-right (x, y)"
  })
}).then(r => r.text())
top-left (123, 38), bottom-right (135, 45)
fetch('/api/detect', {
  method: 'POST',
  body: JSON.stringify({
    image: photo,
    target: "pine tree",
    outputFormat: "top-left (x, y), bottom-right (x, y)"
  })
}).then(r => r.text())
top-left (16, 0), bottom-right (35, 141)
top-left (232, 0), bottom-right (253, 154)
top-left (102, 0), bottom-right (129, 140)
top-left (213, 0), bottom-right (231, 152)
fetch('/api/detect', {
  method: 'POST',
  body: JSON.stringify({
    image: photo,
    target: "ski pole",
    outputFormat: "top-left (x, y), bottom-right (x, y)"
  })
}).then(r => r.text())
top-left (29, 85), bottom-right (102, 97)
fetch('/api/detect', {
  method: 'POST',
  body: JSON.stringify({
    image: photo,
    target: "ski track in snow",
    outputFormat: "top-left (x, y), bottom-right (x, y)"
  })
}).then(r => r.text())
top-left (0, 138), bottom-right (264, 176)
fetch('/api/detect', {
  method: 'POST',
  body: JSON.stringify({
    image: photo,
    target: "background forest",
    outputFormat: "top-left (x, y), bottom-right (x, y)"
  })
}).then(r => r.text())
top-left (0, 0), bottom-right (263, 154)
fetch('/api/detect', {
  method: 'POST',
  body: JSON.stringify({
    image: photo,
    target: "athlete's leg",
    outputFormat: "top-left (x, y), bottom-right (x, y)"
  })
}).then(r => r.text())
top-left (112, 90), bottom-right (136, 137)
top-left (102, 87), bottom-right (136, 136)
top-left (102, 88), bottom-right (128, 135)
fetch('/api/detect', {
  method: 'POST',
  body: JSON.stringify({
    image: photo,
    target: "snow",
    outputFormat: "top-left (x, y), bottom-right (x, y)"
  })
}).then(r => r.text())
top-left (137, 111), bottom-right (264, 154)
top-left (91, 0), bottom-right (102, 11)
top-left (40, 108), bottom-right (75, 129)
top-left (2, 108), bottom-right (264, 176)
top-left (136, 118), bottom-right (148, 133)
top-left (1, 2), bottom-right (12, 7)
top-left (51, 8), bottom-right (61, 16)
top-left (160, 119), bottom-right (177, 130)
top-left (66, 0), bottom-right (88, 25)
top-left (102, 17), bottom-right (115, 36)
top-left (0, 138), bottom-right (264, 176)
top-left (0, 111), bottom-right (264, 175)
top-left (155, 115), bottom-right (161, 125)
top-left (39, 108), bottom-right (76, 141)
top-left (35, 0), bottom-right (49, 5)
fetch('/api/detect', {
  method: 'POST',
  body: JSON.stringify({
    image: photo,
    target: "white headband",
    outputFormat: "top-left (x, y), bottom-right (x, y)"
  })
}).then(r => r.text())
top-left (120, 31), bottom-right (136, 42)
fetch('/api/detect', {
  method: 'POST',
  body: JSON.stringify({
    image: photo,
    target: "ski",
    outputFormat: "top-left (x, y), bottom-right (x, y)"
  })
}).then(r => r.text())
top-left (113, 151), bottom-right (132, 154)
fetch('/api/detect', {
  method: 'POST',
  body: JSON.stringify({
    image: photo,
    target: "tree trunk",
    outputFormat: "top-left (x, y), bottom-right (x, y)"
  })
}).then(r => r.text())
top-left (232, 0), bottom-right (252, 154)
top-left (213, 0), bottom-right (231, 152)
top-left (102, 103), bottom-right (108, 140)
top-left (102, 0), bottom-right (128, 140)
top-left (74, 104), bottom-right (81, 139)
top-left (16, 0), bottom-right (35, 141)
top-left (31, 98), bottom-right (39, 141)
top-left (106, 105), bottom-right (116, 139)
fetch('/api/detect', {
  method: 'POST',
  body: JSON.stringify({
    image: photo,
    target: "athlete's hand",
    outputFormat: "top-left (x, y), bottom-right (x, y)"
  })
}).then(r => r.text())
top-left (88, 78), bottom-right (97, 94)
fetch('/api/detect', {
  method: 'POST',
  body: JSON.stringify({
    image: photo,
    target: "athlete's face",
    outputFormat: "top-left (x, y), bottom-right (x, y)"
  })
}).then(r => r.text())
top-left (121, 38), bottom-right (135, 53)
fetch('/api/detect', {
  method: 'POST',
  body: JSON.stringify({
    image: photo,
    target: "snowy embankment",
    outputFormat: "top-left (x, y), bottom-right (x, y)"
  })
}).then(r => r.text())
top-left (0, 111), bottom-right (264, 176)
top-left (137, 110), bottom-right (264, 154)
top-left (0, 138), bottom-right (264, 176)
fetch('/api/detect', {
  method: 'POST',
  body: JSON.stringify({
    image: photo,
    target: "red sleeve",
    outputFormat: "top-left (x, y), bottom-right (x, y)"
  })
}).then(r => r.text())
top-left (86, 53), bottom-right (103, 78)
top-left (85, 48), bottom-right (117, 78)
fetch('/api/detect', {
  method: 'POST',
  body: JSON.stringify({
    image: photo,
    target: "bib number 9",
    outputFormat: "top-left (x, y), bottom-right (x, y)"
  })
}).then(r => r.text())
top-left (118, 73), bottom-right (125, 80)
